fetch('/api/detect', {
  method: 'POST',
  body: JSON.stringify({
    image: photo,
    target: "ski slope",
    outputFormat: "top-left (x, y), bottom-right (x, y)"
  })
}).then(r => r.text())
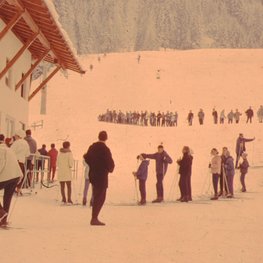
top-left (2, 50), bottom-right (263, 263)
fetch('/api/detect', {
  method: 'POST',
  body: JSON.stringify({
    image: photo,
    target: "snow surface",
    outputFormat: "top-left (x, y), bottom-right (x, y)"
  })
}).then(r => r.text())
top-left (2, 50), bottom-right (263, 263)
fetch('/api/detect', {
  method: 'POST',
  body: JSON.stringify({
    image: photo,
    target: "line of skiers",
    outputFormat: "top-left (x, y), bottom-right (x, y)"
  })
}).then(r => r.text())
top-left (98, 106), bottom-right (263, 127)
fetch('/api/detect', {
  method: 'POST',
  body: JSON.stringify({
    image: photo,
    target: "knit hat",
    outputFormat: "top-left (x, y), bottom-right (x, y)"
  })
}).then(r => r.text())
top-left (98, 131), bottom-right (108, 142)
top-left (15, 130), bottom-right (26, 139)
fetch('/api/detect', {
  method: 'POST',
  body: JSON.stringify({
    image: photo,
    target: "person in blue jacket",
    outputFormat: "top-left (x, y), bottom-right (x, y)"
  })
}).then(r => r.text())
top-left (141, 145), bottom-right (173, 203)
top-left (133, 155), bottom-right (150, 205)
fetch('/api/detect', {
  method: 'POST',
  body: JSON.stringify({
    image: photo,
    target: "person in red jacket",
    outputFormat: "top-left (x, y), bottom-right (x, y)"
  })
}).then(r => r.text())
top-left (48, 144), bottom-right (58, 182)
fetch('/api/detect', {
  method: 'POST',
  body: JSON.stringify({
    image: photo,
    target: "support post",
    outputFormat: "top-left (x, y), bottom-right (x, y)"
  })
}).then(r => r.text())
top-left (28, 65), bottom-right (61, 101)
top-left (0, 8), bottom-right (25, 40)
top-left (15, 49), bottom-right (50, 90)
top-left (0, 32), bottom-right (39, 80)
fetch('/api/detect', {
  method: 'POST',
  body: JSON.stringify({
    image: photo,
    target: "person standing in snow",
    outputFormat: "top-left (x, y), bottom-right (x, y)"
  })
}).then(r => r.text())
top-left (57, 141), bottom-right (74, 205)
top-left (11, 130), bottom-right (30, 195)
top-left (198, 109), bottom-right (205, 125)
top-left (187, 111), bottom-right (194, 126)
top-left (48, 144), bottom-right (58, 182)
top-left (245, 106), bottom-right (254, 123)
top-left (212, 108), bottom-right (218, 124)
top-left (133, 155), bottom-right (150, 205)
top-left (224, 150), bottom-right (235, 198)
top-left (82, 154), bottom-right (91, 206)
top-left (219, 147), bottom-right (228, 197)
top-left (257, 105), bottom-right (263, 123)
top-left (84, 131), bottom-right (115, 226)
top-left (0, 134), bottom-right (23, 227)
top-left (220, 110), bottom-right (226, 124)
top-left (209, 148), bottom-right (222, 200)
top-left (177, 146), bottom-right (193, 202)
top-left (227, 110), bottom-right (234, 124)
top-left (238, 152), bottom-right (249, 192)
top-left (36, 144), bottom-right (48, 183)
top-left (235, 133), bottom-right (255, 168)
top-left (234, 109), bottom-right (242, 124)
top-left (142, 145), bottom-right (173, 203)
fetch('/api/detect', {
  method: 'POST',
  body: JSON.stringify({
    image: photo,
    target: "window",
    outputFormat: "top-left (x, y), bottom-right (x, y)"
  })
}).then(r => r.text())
top-left (5, 58), bottom-right (12, 89)
top-left (5, 116), bottom-right (15, 138)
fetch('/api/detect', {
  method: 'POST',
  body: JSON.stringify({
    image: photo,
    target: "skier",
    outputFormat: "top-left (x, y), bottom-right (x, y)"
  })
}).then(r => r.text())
top-left (84, 131), bottom-right (115, 226)
top-left (48, 144), bottom-right (58, 183)
top-left (11, 130), bottom-right (30, 195)
top-left (198, 109), bottom-right (205, 125)
top-left (209, 148), bottom-right (222, 200)
top-left (141, 145), bottom-right (173, 203)
top-left (177, 146), bottom-right (193, 202)
top-left (235, 133), bottom-right (255, 168)
top-left (238, 152), bottom-right (249, 192)
top-left (227, 110), bottom-right (234, 124)
top-left (224, 150), bottom-right (235, 198)
top-left (82, 154), bottom-right (91, 206)
top-left (212, 108), bottom-right (218, 124)
top-left (220, 110), bottom-right (226, 124)
top-left (57, 141), bottom-right (74, 205)
top-left (187, 111), bottom-right (194, 126)
top-left (0, 134), bottom-right (23, 227)
top-left (234, 109), bottom-right (242, 124)
top-left (245, 106), bottom-right (254, 123)
top-left (133, 155), bottom-right (150, 205)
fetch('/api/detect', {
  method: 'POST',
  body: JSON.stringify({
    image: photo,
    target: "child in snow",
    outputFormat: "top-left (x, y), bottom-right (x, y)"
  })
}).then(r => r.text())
top-left (238, 152), bottom-right (249, 192)
top-left (133, 155), bottom-right (150, 205)
top-left (57, 141), bottom-right (74, 205)
top-left (82, 154), bottom-right (90, 206)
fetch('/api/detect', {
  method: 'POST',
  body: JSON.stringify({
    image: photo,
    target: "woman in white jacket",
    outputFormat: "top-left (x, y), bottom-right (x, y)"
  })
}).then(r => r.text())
top-left (0, 134), bottom-right (23, 226)
top-left (209, 148), bottom-right (222, 200)
top-left (57, 141), bottom-right (74, 204)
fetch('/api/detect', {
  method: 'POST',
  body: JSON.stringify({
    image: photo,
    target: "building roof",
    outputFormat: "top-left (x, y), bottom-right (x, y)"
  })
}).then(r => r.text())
top-left (0, 0), bottom-right (85, 74)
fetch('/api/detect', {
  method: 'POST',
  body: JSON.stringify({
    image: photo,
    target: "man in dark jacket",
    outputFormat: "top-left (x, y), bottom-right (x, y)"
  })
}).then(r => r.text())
top-left (245, 106), bottom-right (254, 123)
top-left (142, 145), bottom-right (173, 203)
top-left (84, 131), bottom-right (115, 226)
top-left (235, 133), bottom-right (255, 168)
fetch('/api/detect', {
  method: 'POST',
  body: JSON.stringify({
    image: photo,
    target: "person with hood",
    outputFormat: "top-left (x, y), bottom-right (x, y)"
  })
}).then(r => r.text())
top-left (84, 131), bottom-right (115, 226)
top-left (245, 106), bottom-right (254, 123)
top-left (142, 145), bottom-right (173, 203)
top-left (224, 150), bottom-right (235, 198)
top-left (0, 134), bottom-right (23, 227)
top-left (177, 146), bottom-right (193, 202)
top-left (212, 108), bottom-right (218, 124)
top-left (187, 111), bottom-right (194, 126)
top-left (209, 148), bottom-right (222, 200)
top-left (238, 152), bottom-right (249, 192)
top-left (235, 133), bottom-right (255, 168)
top-left (57, 141), bottom-right (74, 205)
top-left (133, 155), bottom-right (150, 205)
top-left (11, 130), bottom-right (30, 195)
top-left (234, 109), bottom-right (242, 124)
top-left (198, 109), bottom-right (205, 125)
top-left (48, 144), bottom-right (58, 182)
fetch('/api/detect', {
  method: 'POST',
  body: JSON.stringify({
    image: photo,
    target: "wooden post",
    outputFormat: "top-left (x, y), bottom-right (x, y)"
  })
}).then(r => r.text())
top-left (28, 65), bottom-right (61, 101)
top-left (0, 8), bottom-right (25, 40)
top-left (15, 49), bottom-right (50, 90)
top-left (0, 32), bottom-right (39, 80)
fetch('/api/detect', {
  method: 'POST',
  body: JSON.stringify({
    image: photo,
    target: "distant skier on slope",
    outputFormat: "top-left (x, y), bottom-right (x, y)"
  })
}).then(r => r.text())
top-left (245, 106), bottom-right (254, 123)
top-left (187, 111), bottom-right (194, 126)
top-left (234, 109), bottom-right (242, 124)
top-left (198, 109), bottom-right (205, 125)
top-left (212, 108), bottom-right (218, 124)
top-left (141, 145), bottom-right (173, 203)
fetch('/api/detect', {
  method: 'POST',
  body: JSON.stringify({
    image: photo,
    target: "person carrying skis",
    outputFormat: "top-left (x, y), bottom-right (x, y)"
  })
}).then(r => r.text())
top-left (235, 133), bottom-right (255, 168)
top-left (238, 152), bottom-right (249, 192)
top-left (141, 145), bottom-right (173, 203)
top-left (133, 155), bottom-right (150, 205)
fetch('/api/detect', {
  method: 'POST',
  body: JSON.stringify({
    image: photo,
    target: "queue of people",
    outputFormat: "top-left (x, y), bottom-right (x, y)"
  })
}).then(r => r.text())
top-left (98, 106), bottom-right (263, 127)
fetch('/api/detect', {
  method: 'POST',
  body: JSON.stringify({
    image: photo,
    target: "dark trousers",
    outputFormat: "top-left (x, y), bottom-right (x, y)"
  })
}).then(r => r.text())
top-left (92, 186), bottom-right (107, 220)
top-left (212, 173), bottom-right (220, 195)
top-left (156, 173), bottom-right (164, 198)
top-left (246, 117), bottom-right (252, 123)
top-left (179, 174), bottom-right (191, 200)
top-left (0, 177), bottom-right (20, 213)
top-left (226, 174), bottom-right (234, 196)
top-left (240, 173), bottom-right (247, 191)
top-left (60, 181), bottom-right (72, 202)
top-left (139, 179), bottom-right (146, 201)
top-left (17, 162), bottom-right (25, 189)
top-left (199, 119), bottom-right (203, 125)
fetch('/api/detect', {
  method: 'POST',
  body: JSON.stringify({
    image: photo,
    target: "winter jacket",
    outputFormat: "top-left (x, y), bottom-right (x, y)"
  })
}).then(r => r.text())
top-left (236, 137), bottom-right (254, 155)
top-left (142, 151), bottom-right (173, 175)
top-left (177, 153), bottom-right (193, 177)
top-left (38, 148), bottom-right (48, 156)
top-left (245, 109), bottom-right (254, 117)
top-left (239, 159), bottom-right (249, 174)
top-left (198, 111), bottom-right (205, 119)
top-left (0, 143), bottom-right (23, 183)
top-left (136, 160), bottom-right (149, 180)
top-left (84, 142), bottom-right (115, 188)
top-left (25, 135), bottom-right (37, 160)
top-left (210, 155), bottom-right (221, 174)
top-left (11, 138), bottom-right (30, 163)
top-left (224, 156), bottom-right (235, 177)
top-left (57, 149), bottom-right (74, 182)
top-left (48, 148), bottom-right (58, 167)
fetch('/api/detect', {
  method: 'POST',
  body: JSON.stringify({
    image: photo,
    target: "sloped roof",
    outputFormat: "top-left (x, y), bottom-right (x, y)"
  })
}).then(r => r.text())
top-left (0, 0), bottom-right (85, 74)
